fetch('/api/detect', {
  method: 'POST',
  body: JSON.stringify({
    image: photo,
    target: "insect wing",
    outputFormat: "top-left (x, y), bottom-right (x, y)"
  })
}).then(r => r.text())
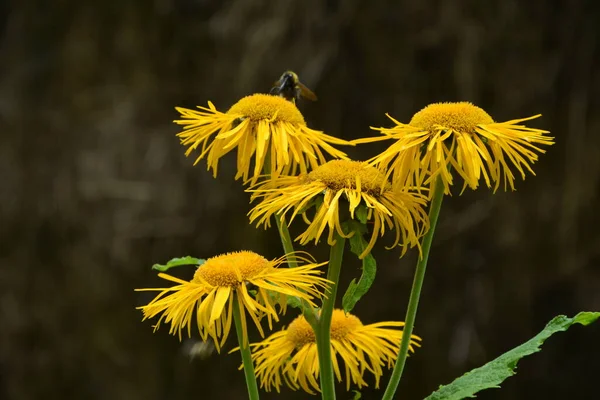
top-left (297, 81), bottom-right (318, 101)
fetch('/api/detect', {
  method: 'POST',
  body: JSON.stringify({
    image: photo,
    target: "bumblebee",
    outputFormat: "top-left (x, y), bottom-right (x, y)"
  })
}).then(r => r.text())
top-left (270, 71), bottom-right (318, 103)
top-left (181, 339), bottom-right (216, 362)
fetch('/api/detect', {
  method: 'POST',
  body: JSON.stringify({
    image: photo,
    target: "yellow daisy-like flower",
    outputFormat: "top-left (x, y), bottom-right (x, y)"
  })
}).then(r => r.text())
top-left (250, 309), bottom-right (421, 394)
top-left (355, 102), bottom-right (554, 193)
top-left (136, 251), bottom-right (329, 351)
top-left (248, 160), bottom-right (429, 258)
top-left (175, 94), bottom-right (351, 184)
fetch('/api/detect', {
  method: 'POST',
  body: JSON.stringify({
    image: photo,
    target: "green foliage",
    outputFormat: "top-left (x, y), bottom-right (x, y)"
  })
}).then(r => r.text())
top-left (152, 256), bottom-right (205, 272)
top-left (286, 295), bottom-right (303, 309)
top-left (425, 312), bottom-right (600, 400)
top-left (351, 390), bottom-right (362, 399)
top-left (342, 221), bottom-right (376, 313)
top-left (296, 196), bottom-right (318, 215)
top-left (355, 204), bottom-right (369, 224)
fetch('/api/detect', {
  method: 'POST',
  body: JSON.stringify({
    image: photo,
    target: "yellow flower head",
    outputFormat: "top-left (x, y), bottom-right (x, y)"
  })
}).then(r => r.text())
top-left (355, 102), bottom-right (554, 193)
top-left (248, 160), bottom-right (429, 258)
top-left (175, 94), bottom-right (351, 184)
top-left (250, 309), bottom-right (421, 394)
top-left (136, 251), bottom-right (329, 351)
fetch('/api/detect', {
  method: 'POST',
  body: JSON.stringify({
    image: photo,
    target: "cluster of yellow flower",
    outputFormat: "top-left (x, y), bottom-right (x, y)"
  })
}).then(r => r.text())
top-left (136, 88), bottom-right (552, 396)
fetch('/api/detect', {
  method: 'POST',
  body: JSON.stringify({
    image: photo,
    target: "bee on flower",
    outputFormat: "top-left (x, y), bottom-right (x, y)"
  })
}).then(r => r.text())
top-left (174, 94), bottom-right (352, 184)
top-left (269, 70), bottom-right (318, 104)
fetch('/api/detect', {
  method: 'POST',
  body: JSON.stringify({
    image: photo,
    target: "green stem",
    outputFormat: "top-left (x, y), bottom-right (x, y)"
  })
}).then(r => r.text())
top-left (276, 216), bottom-right (318, 327)
top-left (261, 151), bottom-right (312, 318)
top-left (232, 295), bottom-right (260, 400)
top-left (316, 232), bottom-right (346, 400)
top-left (262, 151), bottom-right (299, 271)
top-left (381, 178), bottom-right (445, 400)
top-left (263, 151), bottom-right (318, 327)
top-left (275, 217), bottom-right (298, 269)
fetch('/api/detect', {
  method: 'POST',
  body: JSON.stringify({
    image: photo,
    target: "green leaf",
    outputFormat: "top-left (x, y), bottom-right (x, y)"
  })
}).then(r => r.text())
top-left (355, 204), bottom-right (369, 224)
top-left (286, 296), bottom-right (303, 309)
top-left (295, 197), bottom-right (318, 215)
top-left (262, 290), bottom-right (303, 311)
top-left (352, 390), bottom-right (362, 399)
top-left (342, 221), bottom-right (377, 313)
top-left (425, 312), bottom-right (600, 400)
top-left (152, 256), bottom-right (205, 272)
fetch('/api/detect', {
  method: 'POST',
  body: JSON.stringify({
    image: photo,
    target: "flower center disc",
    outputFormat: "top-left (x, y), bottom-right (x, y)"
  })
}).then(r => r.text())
top-left (286, 315), bottom-right (315, 348)
top-left (226, 94), bottom-right (306, 124)
top-left (286, 309), bottom-right (363, 348)
top-left (409, 102), bottom-right (494, 133)
top-left (306, 160), bottom-right (390, 195)
top-left (194, 251), bottom-right (270, 287)
top-left (330, 310), bottom-right (362, 340)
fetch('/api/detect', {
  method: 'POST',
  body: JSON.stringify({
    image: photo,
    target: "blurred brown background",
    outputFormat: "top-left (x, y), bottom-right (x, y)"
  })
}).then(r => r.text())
top-left (1, 0), bottom-right (599, 399)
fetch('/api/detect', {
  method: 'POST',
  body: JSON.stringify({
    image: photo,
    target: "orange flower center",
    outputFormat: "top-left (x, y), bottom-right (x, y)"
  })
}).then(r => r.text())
top-left (306, 160), bottom-right (390, 196)
top-left (227, 94), bottom-right (306, 125)
top-left (194, 251), bottom-right (270, 287)
top-left (410, 102), bottom-right (494, 133)
top-left (286, 309), bottom-right (363, 348)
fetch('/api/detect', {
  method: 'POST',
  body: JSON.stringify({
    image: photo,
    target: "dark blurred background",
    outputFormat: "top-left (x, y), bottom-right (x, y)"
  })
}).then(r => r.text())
top-left (1, 0), bottom-right (599, 399)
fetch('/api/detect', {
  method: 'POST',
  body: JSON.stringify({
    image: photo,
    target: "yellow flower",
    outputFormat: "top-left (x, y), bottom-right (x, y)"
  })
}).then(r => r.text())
top-left (248, 160), bottom-right (429, 258)
top-left (136, 251), bottom-right (329, 351)
top-left (355, 102), bottom-right (554, 193)
top-left (175, 94), bottom-right (351, 184)
top-left (250, 309), bottom-right (421, 394)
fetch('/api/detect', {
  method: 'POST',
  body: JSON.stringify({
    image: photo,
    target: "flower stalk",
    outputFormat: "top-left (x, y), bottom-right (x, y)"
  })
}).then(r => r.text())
top-left (233, 294), bottom-right (260, 400)
top-left (382, 177), bottom-right (445, 400)
top-left (316, 232), bottom-right (346, 400)
top-left (263, 152), bottom-right (319, 328)
top-left (275, 218), bottom-right (298, 268)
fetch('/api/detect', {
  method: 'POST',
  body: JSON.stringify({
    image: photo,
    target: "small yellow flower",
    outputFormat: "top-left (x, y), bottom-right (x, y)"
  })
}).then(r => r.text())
top-left (248, 160), bottom-right (429, 258)
top-left (250, 309), bottom-right (421, 394)
top-left (175, 94), bottom-right (351, 184)
top-left (136, 251), bottom-right (329, 351)
top-left (355, 102), bottom-right (554, 193)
